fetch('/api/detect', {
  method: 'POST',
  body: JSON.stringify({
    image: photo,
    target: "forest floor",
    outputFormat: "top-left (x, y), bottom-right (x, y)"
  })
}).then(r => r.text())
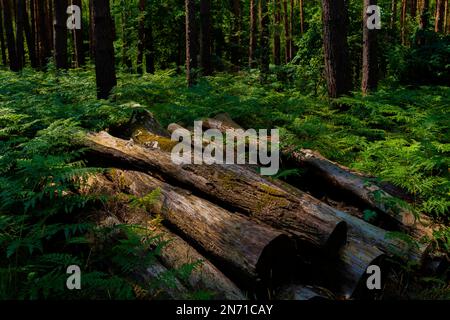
top-left (0, 67), bottom-right (449, 299)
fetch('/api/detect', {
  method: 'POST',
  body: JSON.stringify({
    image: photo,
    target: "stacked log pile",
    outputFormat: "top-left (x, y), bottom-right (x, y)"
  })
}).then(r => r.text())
top-left (78, 110), bottom-right (442, 300)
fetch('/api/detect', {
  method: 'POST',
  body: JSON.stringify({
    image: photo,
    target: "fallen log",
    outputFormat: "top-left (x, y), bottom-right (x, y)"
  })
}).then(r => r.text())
top-left (82, 131), bottom-right (347, 256)
top-left (275, 284), bottom-right (336, 300)
top-left (105, 169), bottom-right (297, 291)
top-left (85, 173), bottom-right (247, 300)
top-left (202, 113), bottom-right (435, 241)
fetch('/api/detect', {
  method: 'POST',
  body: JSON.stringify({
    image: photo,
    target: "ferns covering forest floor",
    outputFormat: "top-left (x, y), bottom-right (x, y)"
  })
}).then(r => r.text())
top-left (0, 67), bottom-right (448, 299)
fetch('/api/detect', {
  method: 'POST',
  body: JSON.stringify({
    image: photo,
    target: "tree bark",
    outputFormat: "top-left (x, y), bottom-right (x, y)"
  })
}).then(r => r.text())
top-left (185, 0), bottom-right (197, 86)
top-left (321, 0), bottom-right (352, 98)
top-left (104, 169), bottom-right (297, 290)
top-left (0, 0), bottom-right (6, 65)
top-left (23, 1), bottom-right (38, 68)
top-left (37, 0), bottom-right (51, 66)
top-left (72, 0), bottom-right (85, 67)
top-left (435, 0), bottom-right (445, 32)
top-left (299, 0), bottom-right (304, 34)
top-left (2, 0), bottom-right (19, 71)
top-left (249, 0), bottom-right (257, 68)
top-left (144, 0), bottom-right (155, 74)
top-left (54, 0), bottom-right (68, 69)
top-left (273, 0), bottom-right (281, 65)
top-left (16, 0), bottom-right (25, 70)
top-left (92, 0), bottom-right (117, 99)
top-left (200, 0), bottom-right (212, 75)
top-left (289, 0), bottom-right (294, 58)
top-left (86, 172), bottom-right (247, 300)
top-left (259, 0), bottom-right (270, 81)
top-left (390, 0), bottom-right (397, 29)
top-left (137, 0), bottom-right (146, 74)
top-left (400, 0), bottom-right (407, 44)
top-left (362, 0), bottom-right (379, 94)
top-left (283, 0), bottom-right (290, 63)
top-left (83, 131), bottom-right (348, 256)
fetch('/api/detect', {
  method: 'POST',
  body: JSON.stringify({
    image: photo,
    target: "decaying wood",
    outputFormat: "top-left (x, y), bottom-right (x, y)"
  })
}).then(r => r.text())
top-left (276, 284), bottom-right (335, 300)
top-left (105, 169), bottom-right (297, 288)
top-left (82, 131), bottom-right (348, 256)
top-left (85, 173), bottom-right (246, 300)
top-left (202, 113), bottom-right (435, 242)
top-left (142, 260), bottom-right (189, 299)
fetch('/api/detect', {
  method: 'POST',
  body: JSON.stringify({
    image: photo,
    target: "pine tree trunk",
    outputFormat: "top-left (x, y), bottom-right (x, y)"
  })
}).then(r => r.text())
top-left (23, 0), bottom-right (38, 68)
top-left (136, 0), bottom-right (145, 74)
top-left (410, 0), bottom-right (417, 17)
top-left (144, 4), bottom-right (155, 74)
top-left (435, 0), bottom-right (445, 32)
top-left (72, 0), bottom-right (85, 67)
top-left (200, 0), bottom-right (212, 75)
top-left (419, 0), bottom-right (429, 30)
top-left (273, 0), bottom-right (281, 65)
top-left (186, 0), bottom-right (197, 86)
top-left (249, 0), bottom-right (257, 68)
top-left (89, 0), bottom-right (95, 59)
top-left (362, 0), bottom-right (379, 94)
top-left (0, 0), bottom-right (6, 65)
top-left (45, 0), bottom-right (54, 52)
top-left (400, 0), bottom-right (407, 44)
top-left (2, 0), bottom-right (19, 71)
top-left (290, 0), bottom-right (294, 59)
top-left (259, 0), bottom-right (270, 81)
top-left (92, 0), bottom-right (117, 99)
top-left (37, 0), bottom-right (51, 66)
top-left (230, 0), bottom-right (241, 69)
top-left (390, 0), bottom-right (397, 29)
top-left (54, 0), bottom-right (68, 69)
top-left (283, 0), bottom-right (290, 63)
top-left (299, 0), bottom-right (304, 34)
top-left (321, 0), bottom-right (352, 99)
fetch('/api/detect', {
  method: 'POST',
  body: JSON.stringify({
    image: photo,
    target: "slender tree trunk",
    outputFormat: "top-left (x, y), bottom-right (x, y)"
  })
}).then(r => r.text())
top-left (200, 0), bottom-right (212, 75)
top-left (419, 0), bottom-right (429, 30)
top-left (2, 0), bottom-right (19, 71)
top-left (92, 0), bottom-right (117, 99)
top-left (362, 0), bottom-right (379, 94)
top-left (435, 0), bottom-right (445, 32)
top-left (259, 0), bottom-right (270, 81)
top-left (54, 0), bottom-right (68, 69)
top-left (37, 0), bottom-right (51, 66)
top-left (89, 0), bottom-right (95, 59)
top-left (46, 0), bottom-right (54, 52)
top-left (121, 7), bottom-right (132, 72)
top-left (390, 0), bottom-right (397, 29)
top-left (16, 0), bottom-right (25, 70)
top-left (230, 0), bottom-right (241, 69)
top-left (400, 0), bottom-right (407, 44)
top-left (136, 0), bottom-right (145, 74)
top-left (249, 0), bottom-right (257, 68)
top-left (186, 0), bottom-right (197, 86)
top-left (283, 0), bottom-right (290, 63)
top-left (321, 0), bottom-right (352, 99)
top-left (273, 0), bottom-right (281, 65)
top-left (410, 0), bottom-right (417, 17)
top-left (72, 0), bottom-right (85, 67)
top-left (290, 0), bottom-right (294, 58)
top-left (445, 0), bottom-right (449, 34)
top-left (31, 0), bottom-right (42, 67)
top-left (0, 0), bottom-right (6, 65)
top-left (299, 0), bottom-right (304, 34)
top-left (144, 2), bottom-right (155, 74)
top-left (23, 1), bottom-right (37, 68)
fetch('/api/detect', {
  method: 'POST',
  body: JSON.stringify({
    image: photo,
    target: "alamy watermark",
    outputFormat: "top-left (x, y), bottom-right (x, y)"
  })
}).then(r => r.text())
top-left (170, 121), bottom-right (280, 176)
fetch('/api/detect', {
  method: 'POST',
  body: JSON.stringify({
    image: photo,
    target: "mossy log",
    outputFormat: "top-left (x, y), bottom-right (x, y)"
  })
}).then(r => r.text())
top-left (85, 173), bottom-right (247, 300)
top-left (104, 169), bottom-right (297, 290)
top-left (83, 131), bottom-right (347, 255)
top-left (202, 113), bottom-right (435, 241)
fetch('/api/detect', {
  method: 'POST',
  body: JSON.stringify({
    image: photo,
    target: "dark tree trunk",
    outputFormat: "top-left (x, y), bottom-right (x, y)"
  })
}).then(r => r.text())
top-left (54, 0), bottom-right (68, 69)
top-left (290, 0), bottom-right (295, 58)
top-left (390, 0), bottom-right (397, 29)
top-left (144, 7), bottom-right (155, 74)
top-left (249, 0), bottom-right (257, 68)
top-left (259, 0), bottom-right (270, 81)
top-left (273, 0), bottom-right (281, 65)
top-left (400, 0), bottom-right (407, 44)
top-left (23, 1), bottom-right (38, 68)
top-left (362, 0), bottom-right (379, 94)
top-left (37, 0), bottom-right (51, 66)
top-left (137, 0), bottom-right (145, 74)
top-left (185, 0), bottom-right (197, 86)
top-left (435, 0), bottom-right (445, 32)
top-left (16, 0), bottom-right (25, 70)
top-left (72, 0), bottom-right (85, 67)
top-left (121, 7), bottom-right (132, 72)
top-left (45, 0), bottom-right (54, 52)
top-left (200, 0), bottom-right (212, 75)
top-left (92, 0), bottom-right (117, 99)
top-left (89, 0), bottom-right (95, 59)
top-left (321, 0), bottom-right (352, 98)
top-left (0, 0), bottom-right (7, 65)
top-left (419, 0), bottom-right (429, 30)
top-left (283, 0), bottom-right (290, 63)
top-left (2, 0), bottom-right (19, 71)
top-left (299, 0), bottom-right (304, 34)
top-left (230, 0), bottom-right (241, 69)
top-left (410, 0), bottom-right (417, 17)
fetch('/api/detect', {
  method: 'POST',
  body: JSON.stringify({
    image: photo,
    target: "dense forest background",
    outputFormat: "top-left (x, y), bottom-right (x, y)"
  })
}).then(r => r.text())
top-left (0, 0), bottom-right (448, 300)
